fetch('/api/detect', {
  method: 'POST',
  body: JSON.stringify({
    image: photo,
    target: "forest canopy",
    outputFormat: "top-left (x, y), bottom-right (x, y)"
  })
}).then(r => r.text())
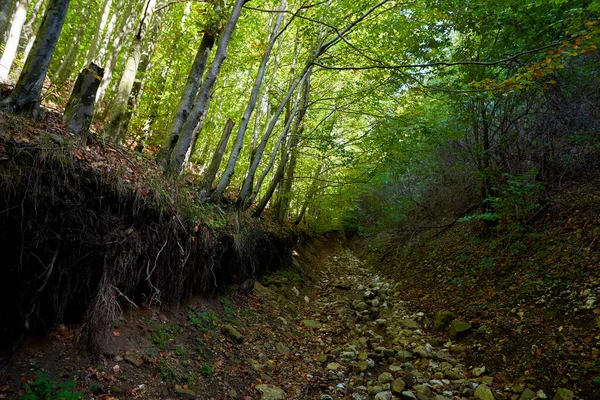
top-left (0, 0), bottom-right (598, 232)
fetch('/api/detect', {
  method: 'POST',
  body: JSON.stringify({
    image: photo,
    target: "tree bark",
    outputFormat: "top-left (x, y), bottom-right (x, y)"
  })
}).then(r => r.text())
top-left (212, 0), bottom-right (286, 199)
top-left (159, 32), bottom-right (214, 166)
top-left (63, 63), bottom-right (104, 139)
top-left (93, 6), bottom-right (135, 117)
top-left (55, 23), bottom-right (85, 82)
top-left (0, 0), bottom-right (29, 81)
top-left (237, 65), bottom-right (308, 206)
top-left (118, 13), bottom-right (161, 141)
top-left (96, 0), bottom-right (125, 65)
top-left (0, 0), bottom-right (70, 118)
top-left (104, 0), bottom-right (156, 142)
top-left (168, 0), bottom-right (245, 174)
top-left (201, 118), bottom-right (235, 192)
top-left (0, 0), bottom-right (13, 44)
top-left (20, 0), bottom-right (45, 63)
top-left (253, 72), bottom-right (310, 216)
top-left (293, 164), bottom-right (323, 226)
top-left (85, 0), bottom-right (113, 65)
top-left (277, 64), bottom-right (310, 220)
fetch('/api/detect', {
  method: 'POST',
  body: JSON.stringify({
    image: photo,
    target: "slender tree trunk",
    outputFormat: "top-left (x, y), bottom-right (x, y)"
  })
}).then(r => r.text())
top-left (85, 0), bottom-right (113, 65)
top-left (104, 0), bottom-right (156, 142)
top-left (0, 0), bottom-right (29, 81)
top-left (0, 0), bottom-right (14, 44)
top-left (168, 0), bottom-right (245, 174)
top-left (212, 0), bottom-right (286, 199)
top-left (253, 72), bottom-right (310, 216)
top-left (21, 0), bottom-right (45, 63)
top-left (118, 14), bottom-right (161, 141)
top-left (0, 0), bottom-right (70, 118)
top-left (159, 32), bottom-right (214, 166)
top-left (293, 164), bottom-right (322, 226)
top-left (96, 0), bottom-right (123, 65)
top-left (277, 71), bottom-right (310, 220)
top-left (237, 64), bottom-right (309, 206)
top-left (201, 118), bottom-right (235, 192)
top-left (251, 135), bottom-right (290, 215)
top-left (55, 23), bottom-right (84, 82)
top-left (118, 41), bottom-right (151, 141)
top-left (93, 8), bottom-right (135, 117)
top-left (245, 87), bottom-right (301, 209)
top-left (185, 93), bottom-right (212, 165)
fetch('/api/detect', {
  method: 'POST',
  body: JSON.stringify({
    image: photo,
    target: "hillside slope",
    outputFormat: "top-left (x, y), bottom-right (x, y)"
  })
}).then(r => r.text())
top-left (358, 178), bottom-right (600, 396)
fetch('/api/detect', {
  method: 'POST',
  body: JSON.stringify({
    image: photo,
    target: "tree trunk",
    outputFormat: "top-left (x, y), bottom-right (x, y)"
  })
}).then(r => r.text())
top-left (96, 0), bottom-right (124, 65)
top-left (245, 86), bottom-right (301, 209)
top-left (251, 136), bottom-right (289, 216)
top-left (212, 0), bottom-right (286, 199)
top-left (159, 32), bottom-right (214, 166)
top-left (93, 7), bottom-right (135, 117)
top-left (201, 118), bottom-right (235, 192)
top-left (84, 0), bottom-right (113, 65)
top-left (253, 72), bottom-right (310, 216)
top-left (104, 0), bottom-right (155, 142)
top-left (63, 63), bottom-right (103, 139)
top-left (0, 0), bottom-right (69, 118)
top-left (185, 93), bottom-right (212, 166)
top-left (0, 0), bottom-right (29, 81)
top-left (277, 69), bottom-right (310, 220)
top-left (55, 23), bottom-right (84, 82)
top-left (21, 0), bottom-right (45, 63)
top-left (293, 164), bottom-right (322, 226)
top-left (237, 65), bottom-right (309, 206)
top-left (0, 0), bottom-right (13, 44)
top-left (118, 13), bottom-right (161, 141)
top-left (168, 0), bottom-right (245, 174)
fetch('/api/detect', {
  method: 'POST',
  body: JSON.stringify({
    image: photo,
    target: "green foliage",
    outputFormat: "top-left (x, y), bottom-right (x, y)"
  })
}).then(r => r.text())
top-left (219, 297), bottom-right (236, 316)
top-left (28, 0), bottom-right (598, 233)
top-left (489, 170), bottom-right (545, 227)
top-left (20, 372), bottom-right (83, 400)
top-left (199, 363), bottom-right (214, 376)
top-left (153, 359), bottom-right (177, 382)
top-left (148, 322), bottom-right (181, 351)
top-left (459, 170), bottom-right (544, 234)
top-left (188, 308), bottom-right (219, 332)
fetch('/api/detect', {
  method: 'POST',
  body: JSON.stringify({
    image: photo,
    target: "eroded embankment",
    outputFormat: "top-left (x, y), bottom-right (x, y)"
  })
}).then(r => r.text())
top-left (0, 119), bottom-right (295, 361)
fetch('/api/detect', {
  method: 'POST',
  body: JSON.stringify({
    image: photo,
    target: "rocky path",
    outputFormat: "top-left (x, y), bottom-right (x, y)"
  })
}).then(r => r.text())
top-left (2, 245), bottom-right (574, 400)
top-left (248, 246), bottom-right (560, 400)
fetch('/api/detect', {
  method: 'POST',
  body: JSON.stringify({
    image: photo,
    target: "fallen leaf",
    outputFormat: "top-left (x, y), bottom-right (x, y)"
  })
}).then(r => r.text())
top-left (113, 331), bottom-right (120, 337)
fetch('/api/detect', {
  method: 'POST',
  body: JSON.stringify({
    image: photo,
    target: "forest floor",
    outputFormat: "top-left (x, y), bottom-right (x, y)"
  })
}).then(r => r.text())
top-left (0, 237), bottom-right (588, 400)
top-left (357, 177), bottom-right (600, 400)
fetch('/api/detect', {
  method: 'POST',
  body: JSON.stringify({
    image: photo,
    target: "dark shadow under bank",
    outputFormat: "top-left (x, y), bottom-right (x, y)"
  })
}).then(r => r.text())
top-left (0, 135), bottom-right (296, 363)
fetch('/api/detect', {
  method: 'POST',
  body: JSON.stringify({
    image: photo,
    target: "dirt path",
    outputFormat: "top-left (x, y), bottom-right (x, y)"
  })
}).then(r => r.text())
top-left (1, 244), bottom-right (565, 400)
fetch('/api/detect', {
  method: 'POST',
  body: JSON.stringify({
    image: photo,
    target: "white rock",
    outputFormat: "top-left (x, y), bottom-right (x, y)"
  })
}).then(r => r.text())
top-left (536, 390), bottom-right (547, 399)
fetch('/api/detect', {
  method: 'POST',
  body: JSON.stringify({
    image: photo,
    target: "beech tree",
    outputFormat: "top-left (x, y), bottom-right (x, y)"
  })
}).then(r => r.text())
top-left (0, 0), bottom-right (29, 81)
top-left (1, 0), bottom-right (596, 228)
top-left (167, 0), bottom-right (246, 174)
top-left (212, 0), bottom-right (286, 199)
top-left (104, 0), bottom-right (156, 142)
top-left (0, 0), bottom-right (70, 117)
top-left (0, 0), bottom-right (13, 43)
